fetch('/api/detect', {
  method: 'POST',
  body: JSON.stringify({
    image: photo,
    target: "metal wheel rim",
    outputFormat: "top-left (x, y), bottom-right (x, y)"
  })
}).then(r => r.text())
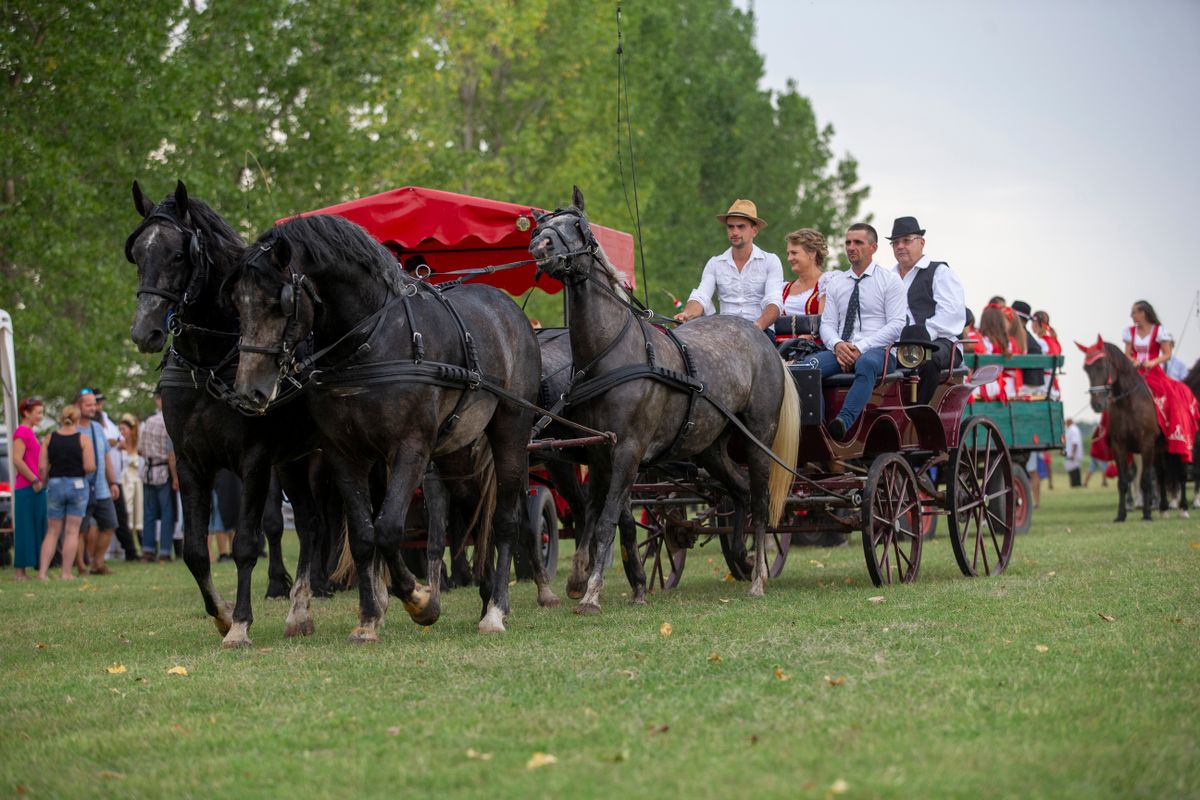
top-left (947, 417), bottom-right (1015, 577)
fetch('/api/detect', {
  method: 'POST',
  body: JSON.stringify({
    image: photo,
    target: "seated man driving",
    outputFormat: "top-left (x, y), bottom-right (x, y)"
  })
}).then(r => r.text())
top-left (804, 223), bottom-right (906, 440)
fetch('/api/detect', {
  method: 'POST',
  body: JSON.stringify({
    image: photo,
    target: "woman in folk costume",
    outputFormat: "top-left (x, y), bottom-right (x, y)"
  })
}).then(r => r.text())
top-left (1031, 310), bottom-right (1063, 399)
top-left (1120, 300), bottom-right (1199, 462)
top-left (972, 305), bottom-right (1018, 402)
top-left (776, 227), bottom-right (829, 343)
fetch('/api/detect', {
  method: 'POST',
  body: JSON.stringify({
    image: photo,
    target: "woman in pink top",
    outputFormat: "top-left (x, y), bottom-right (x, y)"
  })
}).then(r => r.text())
top-left (12, 397), bottom-right (47, 581)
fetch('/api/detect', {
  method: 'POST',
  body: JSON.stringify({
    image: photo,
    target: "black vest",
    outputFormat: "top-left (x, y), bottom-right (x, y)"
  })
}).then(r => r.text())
top-left (906, 261), bottom-right (945, 327)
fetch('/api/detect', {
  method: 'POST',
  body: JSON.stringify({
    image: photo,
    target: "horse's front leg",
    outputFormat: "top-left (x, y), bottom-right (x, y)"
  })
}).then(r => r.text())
top-left (223, 451), bottom-right (272, 648)
top-left (547, 461), bottom-right (592, 600)
top-left (375, 446), bottom-right (439, 628)
top-left (1113, 450), bottom-right (1128, 523)
top-left (1140, 447), bottom-right (1156, 521)
top-left (277, 458), bottom-right (320, 638)
top-left (617, 503), bottom-right (647, 604)
top-left (176, 459), bottom-right (229, 636)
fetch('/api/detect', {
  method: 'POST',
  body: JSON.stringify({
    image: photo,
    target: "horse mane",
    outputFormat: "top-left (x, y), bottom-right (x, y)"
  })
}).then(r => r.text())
top-left (591, 239), bottom-right (628, 302)
top-left (259, 214), bottom-right (407, 294)
top-left (151, 195), bottom-right (245, 270)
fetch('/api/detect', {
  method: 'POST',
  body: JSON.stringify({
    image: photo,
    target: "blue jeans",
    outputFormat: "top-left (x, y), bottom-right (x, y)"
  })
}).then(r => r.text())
top-left (141, 482), bottom-right (175, 556)
top-left (808, 347), bottom-right (890, 430)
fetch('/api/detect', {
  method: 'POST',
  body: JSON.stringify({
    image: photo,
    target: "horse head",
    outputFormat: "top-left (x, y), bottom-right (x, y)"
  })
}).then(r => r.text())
top-left (125, 180), bottom-right (213, 352)
top-left (528, 186), bottom-right (600, 285)
top-left (1077, 334), bottom-right (1115, 413)
top-left (231, 232), bottom-right (321, 414)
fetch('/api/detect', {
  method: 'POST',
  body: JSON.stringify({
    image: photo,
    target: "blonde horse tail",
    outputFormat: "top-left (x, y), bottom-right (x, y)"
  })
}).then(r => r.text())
top-left (768, 356), bottom-right (800, 525)
top-left (329, 515), bottom-right (356, 585)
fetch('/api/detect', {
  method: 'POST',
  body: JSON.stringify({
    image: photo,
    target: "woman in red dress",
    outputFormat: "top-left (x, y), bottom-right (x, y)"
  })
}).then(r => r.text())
top-left (1031, 310), bottom-right (1062, 399)
top-left (1122, 300), bottom-right (1199, 463)
top-left (776, 228), bottom-right (829, 343)
top-left (972, 305), bottom-right (1018, 401)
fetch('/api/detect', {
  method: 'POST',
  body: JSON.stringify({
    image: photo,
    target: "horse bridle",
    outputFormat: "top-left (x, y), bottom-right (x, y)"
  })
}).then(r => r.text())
top-left (1085, 350), bottom-right (1146, 406)
top-left (236, 243), bottom-right (323, 377)
top-left (125, 210), bottom-right (211, 320)
top-left (531, 207), bottom-right (602, 286)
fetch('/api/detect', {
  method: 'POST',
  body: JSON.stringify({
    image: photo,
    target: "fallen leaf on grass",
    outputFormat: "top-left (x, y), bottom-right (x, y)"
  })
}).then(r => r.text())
top-left (1035, 645), bottom-right (1049, 653)
top-left (749, 735), bottom-right (758, 745)
top-left (830, 778), bottom-right (849, 794)
top-left (774, 667), bottom-right (790, 681)
top-left (78, 582), bottom-right (95, 592)
top-left (723, 573), bottom-right (734, 582)
top-left (659, 622), bottom-right (672, 637)
top-left (707, 652), bottom-right (723, 663)
top-left (824, 675), bottom-right (846, 687)
top-left (868, 596), bottom-right (886, 604)
top-left (34, 642), bottom-right (48, 650)
top-left (809, 559), bottom-right (824, 568)
top-left (257, 647), bottom-right (273, 653)
top-left (607, 748), bottom-right (630, 763)
top-left (1189, 542), bottom-right (1200, 550)
top-left (386, 727), bottom-right (401, 736)
top-left (718, 598), bottom-right (730, 604)
top-left (23, 593), bottom-right (35, 598)
top-left (105, 664), bottom-right (127, 674)
top-left (526, 752), bottom-right (557, 769)
top-left (1047, 571), bottom-right (1057, 577)
top-left (166, 666), bottom-right (189, 676)
top-left (647, 724), bottom-right (669, 735)
top-left (466, 748), bottom-right (493, 761)
top-left (619, 668), bottom-right (637, 680)
top-left (1097, 613), bottom-right (1115, 622)
top-left (98, 771), bottom-right (124, 781)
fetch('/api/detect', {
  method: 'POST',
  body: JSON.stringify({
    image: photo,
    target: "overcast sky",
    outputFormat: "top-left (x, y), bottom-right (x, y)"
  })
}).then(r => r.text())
top-left (742, 0), bottom-right (1200, 419)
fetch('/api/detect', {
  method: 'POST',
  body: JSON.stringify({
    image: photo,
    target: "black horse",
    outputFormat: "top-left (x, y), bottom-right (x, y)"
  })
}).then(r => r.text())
top-left (1079, 338), bottom-right (1189, 521)
top-left (529, 188), bottom-right (800, 613)
top-left (231, 213), bottom-right (557, 639)
top-left (126, 181), bottom-right (330, 647)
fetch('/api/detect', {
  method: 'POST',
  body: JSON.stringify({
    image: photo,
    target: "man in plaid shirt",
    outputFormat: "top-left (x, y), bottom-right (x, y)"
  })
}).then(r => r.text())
top-left (138, 388), bottom-right (178, 562)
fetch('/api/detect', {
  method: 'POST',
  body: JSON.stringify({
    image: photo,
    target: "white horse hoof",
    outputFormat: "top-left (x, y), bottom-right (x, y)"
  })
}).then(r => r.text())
top-left (478, 605), bottom-right (506, 634)
top-left (1180, 510), bottom-right (1191, 520)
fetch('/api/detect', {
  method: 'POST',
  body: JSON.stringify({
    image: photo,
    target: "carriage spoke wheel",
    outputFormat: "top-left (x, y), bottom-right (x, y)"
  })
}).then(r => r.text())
top-left (636, 503), bottom-right (689, 592)
top-left (716, 503), bottom-right (792, 581)
top-left (861, 453), bottom-right (923, 587)
top-left (947, 417), bottom-right (1015, 577)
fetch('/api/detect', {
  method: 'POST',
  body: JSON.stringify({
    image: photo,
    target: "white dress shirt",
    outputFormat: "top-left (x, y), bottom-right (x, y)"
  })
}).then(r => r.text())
top-left (820, 262), bottom-right (907, 352)
top-left (687, 244), bottom-right (786, 323)
top-left (891, 255), bottom-right (966, 342)
top-left (1063, 423), bottom-right (1083, 471)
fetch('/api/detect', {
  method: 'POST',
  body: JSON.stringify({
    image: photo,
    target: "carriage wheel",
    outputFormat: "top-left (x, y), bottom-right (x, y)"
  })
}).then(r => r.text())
top-left (716, 501), bottom-right (791, 581)
top-left (947, 417), bottom-right (1015, 577)
top-left (1011, 465), bottom-right (1033, 535)
top-left (861, 453), bottom-right (923, 587)
top-left (636, 503), bottom-right (688, 591)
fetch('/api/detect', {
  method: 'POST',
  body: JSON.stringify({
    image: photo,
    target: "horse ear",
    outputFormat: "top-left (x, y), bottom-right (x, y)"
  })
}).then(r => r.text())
top-left (132, 180), bottom-right (153, 218)
top-left (572, 185), bottom-right (585, 213)
top-left (174, 180), bottom-right (191, 222)
top-left (269, 238), bottom-right (292, 272)
top-left (1094, 334), bottom-right (1104, 349)
top-left (1075, 341), bottom-right (1092, 354)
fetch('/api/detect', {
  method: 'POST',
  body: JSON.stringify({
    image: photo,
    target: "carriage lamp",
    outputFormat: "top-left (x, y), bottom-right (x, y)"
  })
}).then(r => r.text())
top-left (896, 339), bottom-right (935, 369)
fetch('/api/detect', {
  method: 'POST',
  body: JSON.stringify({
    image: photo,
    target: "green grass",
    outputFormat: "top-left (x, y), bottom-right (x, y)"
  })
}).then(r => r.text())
top-left (2, 477), bottom-right (1198, 799)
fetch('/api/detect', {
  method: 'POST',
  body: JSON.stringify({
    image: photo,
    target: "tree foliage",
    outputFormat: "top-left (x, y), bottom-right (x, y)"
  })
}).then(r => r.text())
top-left (1, 0), bottom-right (866, 414)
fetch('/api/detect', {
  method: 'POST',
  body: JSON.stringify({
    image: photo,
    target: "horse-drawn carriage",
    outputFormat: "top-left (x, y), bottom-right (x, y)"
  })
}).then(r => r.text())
top-left (126, 180), bottom-right (1017, 645)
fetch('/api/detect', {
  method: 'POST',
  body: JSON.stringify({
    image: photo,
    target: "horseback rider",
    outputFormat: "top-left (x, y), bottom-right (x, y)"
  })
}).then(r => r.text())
top-left (673, 199), bottom-right (785, 333)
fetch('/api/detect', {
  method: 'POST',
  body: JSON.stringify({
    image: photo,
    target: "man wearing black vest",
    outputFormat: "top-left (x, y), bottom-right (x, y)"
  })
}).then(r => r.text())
top-left (888, 217), bottom-right (966, 405)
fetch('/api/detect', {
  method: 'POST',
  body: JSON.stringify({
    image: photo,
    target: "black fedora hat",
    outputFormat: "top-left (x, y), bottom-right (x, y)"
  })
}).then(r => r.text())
top-left (887, 216), bottom-right (925, 240)
top-left (1011, 300), bottom-right (1032, 320)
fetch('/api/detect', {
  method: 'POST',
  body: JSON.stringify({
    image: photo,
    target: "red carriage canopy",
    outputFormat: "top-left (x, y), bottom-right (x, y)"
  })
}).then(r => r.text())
top-left (283, 186), bottom-right (636, 296)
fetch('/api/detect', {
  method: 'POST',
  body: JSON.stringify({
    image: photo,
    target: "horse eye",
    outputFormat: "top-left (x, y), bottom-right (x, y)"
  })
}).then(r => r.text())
top-left (173, 251), bottom-right (185, 262)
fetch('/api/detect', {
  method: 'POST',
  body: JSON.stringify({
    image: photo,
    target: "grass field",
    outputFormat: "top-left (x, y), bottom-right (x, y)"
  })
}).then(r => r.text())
top-left (2, 476), bottom-right (1198, 799)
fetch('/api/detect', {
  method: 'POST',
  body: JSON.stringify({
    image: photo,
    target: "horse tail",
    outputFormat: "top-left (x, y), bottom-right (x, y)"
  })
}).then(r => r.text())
top-left (329, 515), bottom-right (356, 585)
top-left (470, 443), bottom-right (498, 580)
top-left (767, 355), bottom-right (800, 525)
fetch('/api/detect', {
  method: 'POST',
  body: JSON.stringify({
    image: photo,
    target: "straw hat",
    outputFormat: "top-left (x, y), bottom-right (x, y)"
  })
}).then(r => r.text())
top-left (716, 199), bottom-right (766, 229)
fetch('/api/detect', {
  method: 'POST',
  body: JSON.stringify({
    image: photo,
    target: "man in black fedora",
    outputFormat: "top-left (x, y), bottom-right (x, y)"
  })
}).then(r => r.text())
top-left (888, 216), bottom-right (966, 404)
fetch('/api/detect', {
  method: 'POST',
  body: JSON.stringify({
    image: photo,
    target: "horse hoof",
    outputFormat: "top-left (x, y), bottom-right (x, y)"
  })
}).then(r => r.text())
top-left (573, 602), bottom-right (602, 616)
top-left (538, 588), bottom-right (561, 608)
top-left (264, 583), bottom-right (291, 600)
top-left (213, 617), bottom-right (232, 636)
top-left (348, 627), bottom-right (379, 644)
top-left (565, 578), bottom-right (587, 600)
top-left (220, 634), bottom-right (253, 649)
top-left (1180, 510), bottom-right (1190, 519)
top-left (748, 584), bottom-right (765, 599)
top-left (478, 606), bottom-right (506, 633)
top-left (284, 619), bottom-right (315, 638)
top-left (630, 591), bottom-right (648, 606)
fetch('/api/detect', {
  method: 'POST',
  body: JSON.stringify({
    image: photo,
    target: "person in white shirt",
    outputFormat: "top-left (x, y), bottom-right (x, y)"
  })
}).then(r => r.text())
top-left (674, 199), bottom-right (785, 332)
top-left (805, 223), bottom-right (907, 440)
top-left (888, 216), bottom-right (966, 405)
top-left (1063, 418), bottom-right (1084, 487)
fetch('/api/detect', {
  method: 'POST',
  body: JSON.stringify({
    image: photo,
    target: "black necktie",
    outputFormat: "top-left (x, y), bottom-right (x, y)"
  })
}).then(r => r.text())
top-left (841, 274), bottom-right (866, 341)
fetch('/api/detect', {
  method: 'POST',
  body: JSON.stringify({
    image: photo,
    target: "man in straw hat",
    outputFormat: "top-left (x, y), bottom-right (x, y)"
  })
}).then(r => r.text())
top-left (673, 199), bottom-right (785, 332)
